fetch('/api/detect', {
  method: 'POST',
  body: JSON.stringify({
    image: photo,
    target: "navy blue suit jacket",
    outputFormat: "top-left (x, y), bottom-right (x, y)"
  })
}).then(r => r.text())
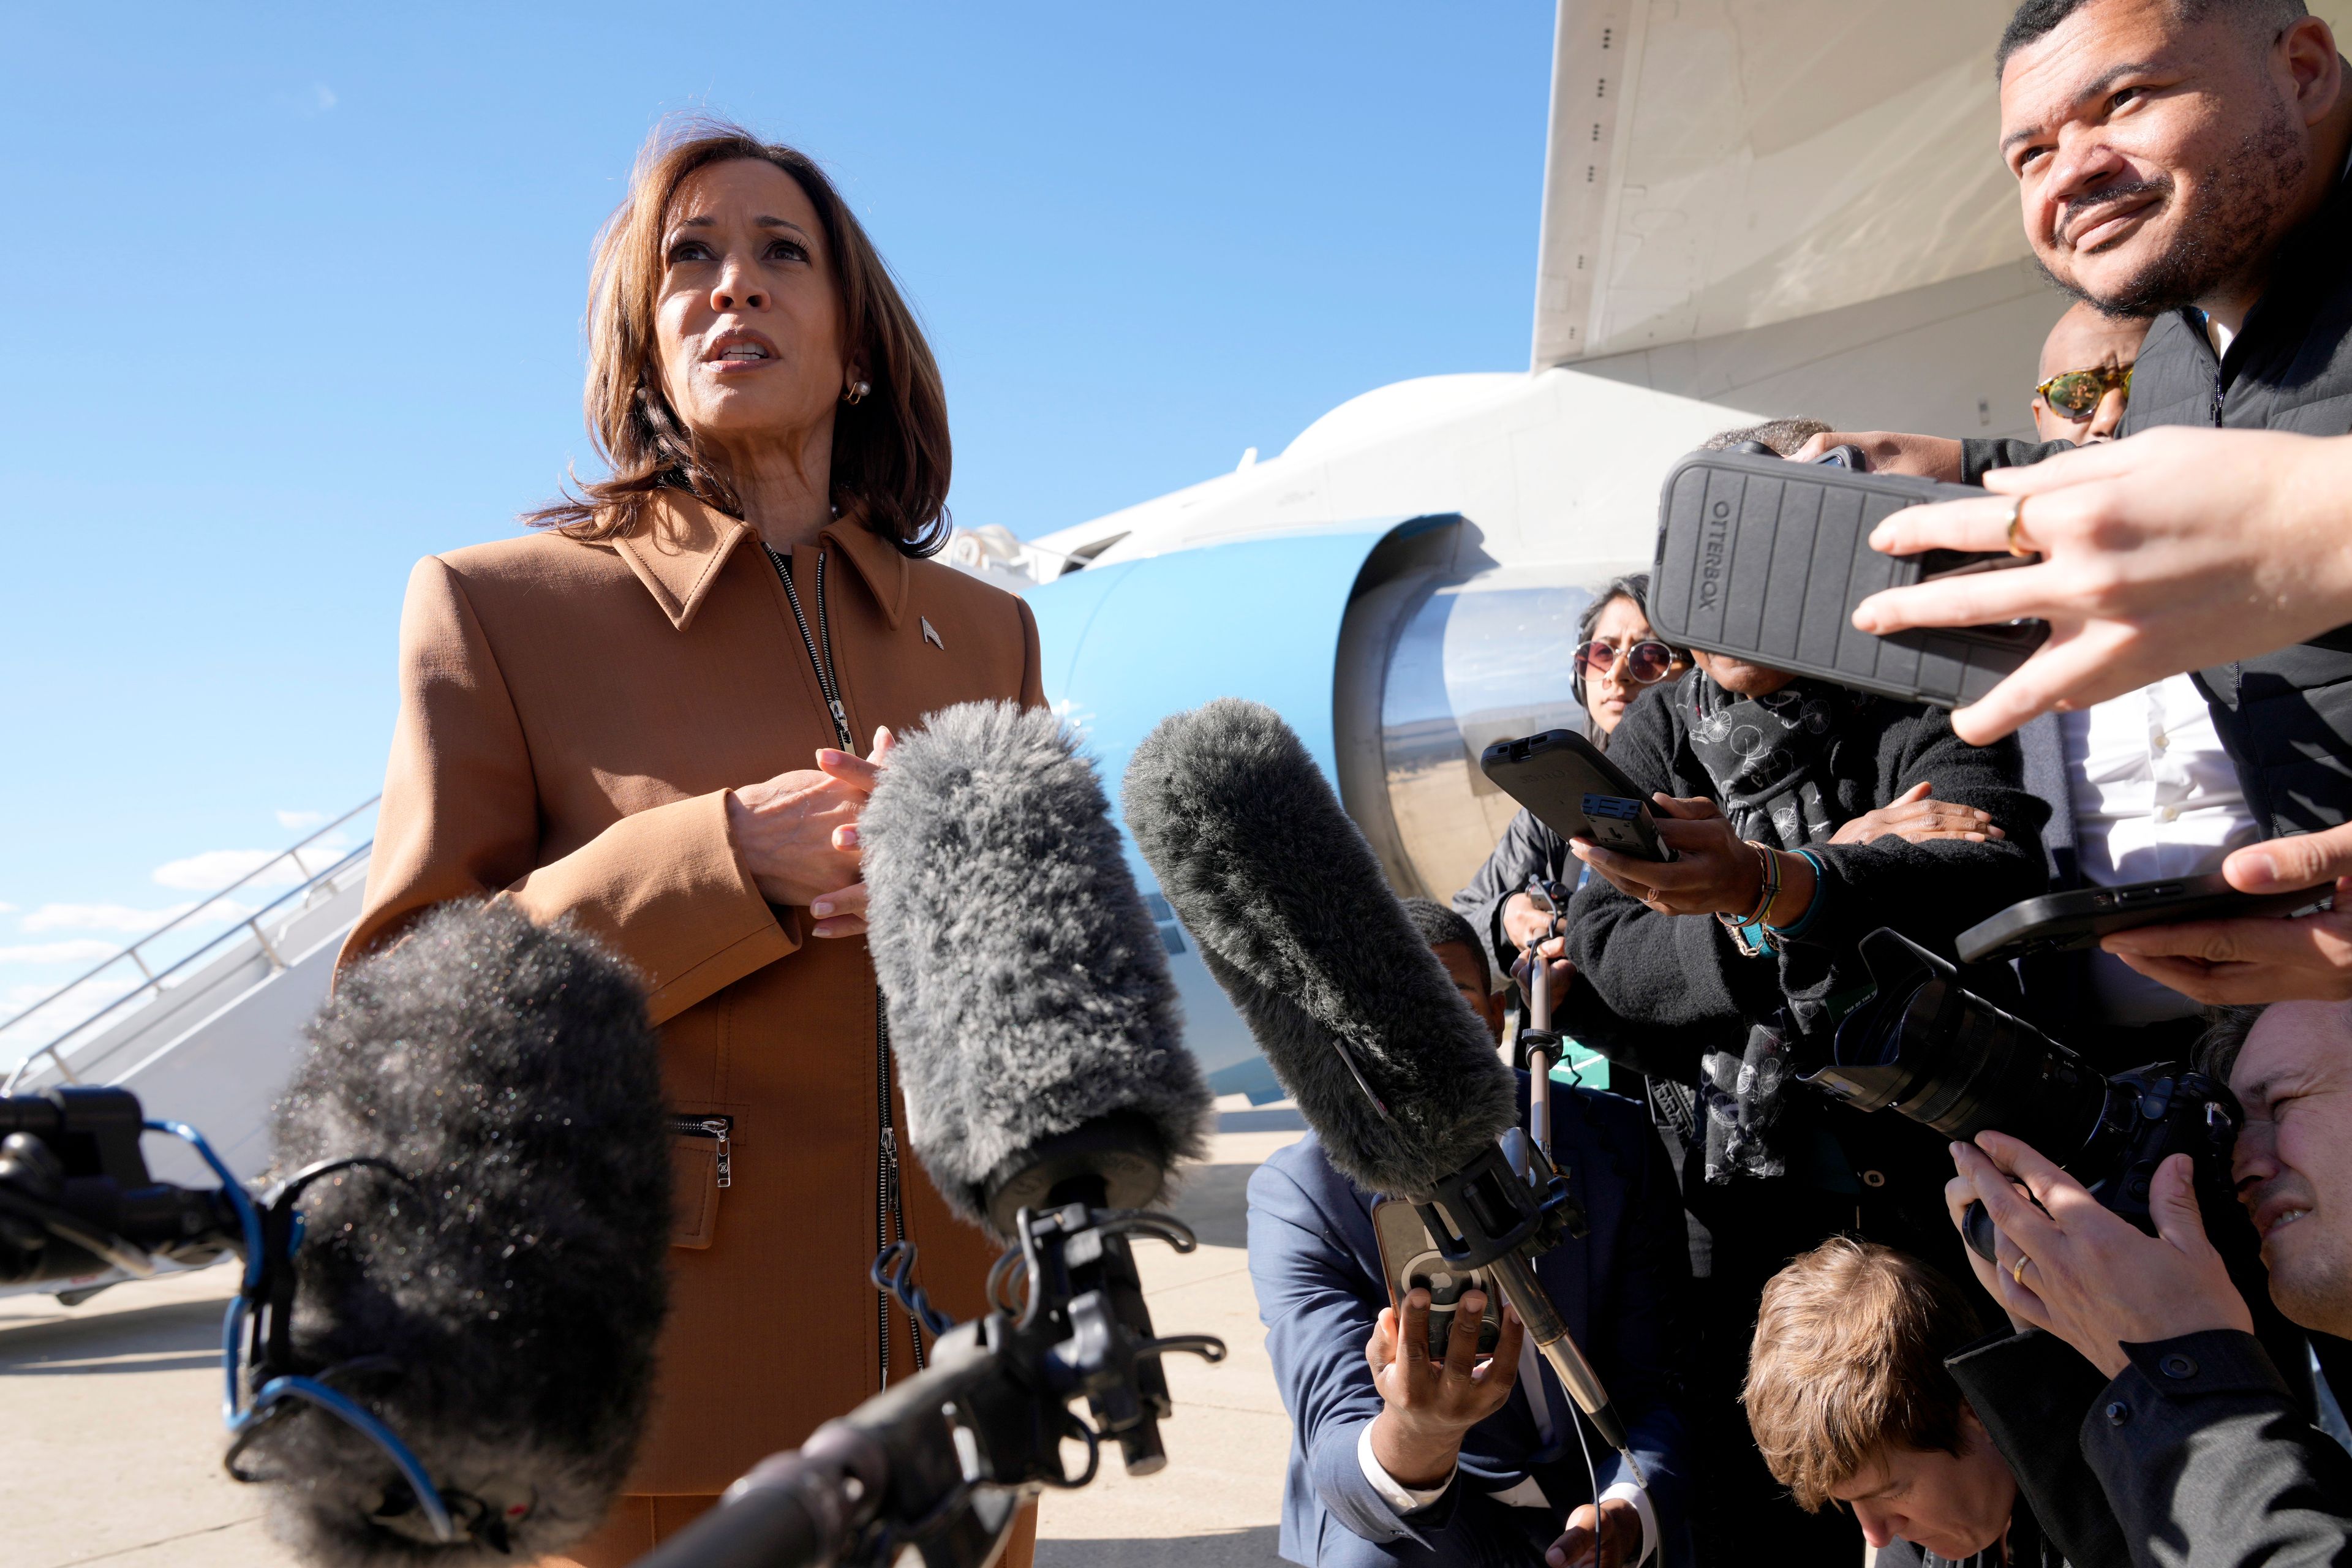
top-left (1246, 1080), bottom-right (1692, 1566)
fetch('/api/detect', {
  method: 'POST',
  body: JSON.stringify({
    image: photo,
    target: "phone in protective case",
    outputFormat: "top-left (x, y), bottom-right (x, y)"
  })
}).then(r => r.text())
top-left (1651, 448), bottom-right (2049, 707)
top-left (1956, 873), bottom-right (2335, 963)
top-left (1370, 1197), bottom-right (1501, 1362)
top-left (1480, 729), bottom-right (1676, 862)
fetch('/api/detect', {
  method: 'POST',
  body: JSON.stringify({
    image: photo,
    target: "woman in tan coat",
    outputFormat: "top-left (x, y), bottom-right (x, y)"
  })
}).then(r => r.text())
top-left (342, 118), bottom-right (1044, 1565)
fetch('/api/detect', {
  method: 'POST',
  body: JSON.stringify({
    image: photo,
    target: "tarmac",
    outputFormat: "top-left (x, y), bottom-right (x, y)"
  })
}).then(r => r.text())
top-left (1, 1122), bottom-right (1305, 1568)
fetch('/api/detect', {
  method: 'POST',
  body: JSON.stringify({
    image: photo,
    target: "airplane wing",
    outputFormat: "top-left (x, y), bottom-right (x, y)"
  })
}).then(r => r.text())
top-left (1534, 0), bottom-right (2352, 368)
top-left (1533, 0), bottom-right (2027, 368)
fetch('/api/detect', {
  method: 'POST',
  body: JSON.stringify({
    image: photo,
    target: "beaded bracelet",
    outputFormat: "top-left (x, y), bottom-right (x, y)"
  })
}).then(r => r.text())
top-left (1765, 849), bottom-right (1830, 941)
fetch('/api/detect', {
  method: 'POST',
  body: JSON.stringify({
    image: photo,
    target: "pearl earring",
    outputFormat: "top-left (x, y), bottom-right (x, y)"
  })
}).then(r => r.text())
top-left (843, 380), bottom-right (871, 405)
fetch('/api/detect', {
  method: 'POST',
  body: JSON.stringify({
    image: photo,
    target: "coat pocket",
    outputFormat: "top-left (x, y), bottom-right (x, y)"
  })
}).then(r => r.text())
top-left (668, 1112), bottom-right (736, 1251)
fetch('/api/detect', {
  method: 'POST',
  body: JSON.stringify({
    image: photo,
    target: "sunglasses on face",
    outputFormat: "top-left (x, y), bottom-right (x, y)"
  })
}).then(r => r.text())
top-left (2035, 363), bottom-right (2133, 418)
top-left (1577, 639), bottom-right (1679, 685)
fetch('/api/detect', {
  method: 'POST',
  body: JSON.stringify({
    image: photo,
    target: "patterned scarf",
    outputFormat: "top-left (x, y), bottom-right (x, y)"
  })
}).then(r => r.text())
top-left (1673, 673), bottom-right (1863, 850)
top-left (1672, 673), bottom-right (1863, 1183)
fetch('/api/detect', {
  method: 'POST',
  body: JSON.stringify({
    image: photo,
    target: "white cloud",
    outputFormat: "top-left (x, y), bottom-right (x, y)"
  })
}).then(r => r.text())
top-left (0, 902), bottom-right (15, 914)
top-left (271, 82), bottom-right (337, 116)
top-left (153, 848), bottom-right (307, 892)
top-left (276, 809), bottom-right (328, 831)
top-left (0, 940), bottom-right (122, 965)
top-left (0, 975), bottom-right (142, 1060)
top-left (20, 902), bottom-right (200, 935)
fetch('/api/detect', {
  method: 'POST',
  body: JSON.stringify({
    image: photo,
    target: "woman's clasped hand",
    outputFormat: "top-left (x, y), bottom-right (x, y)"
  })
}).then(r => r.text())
top-left (726, 726), bottom-right (895, 935)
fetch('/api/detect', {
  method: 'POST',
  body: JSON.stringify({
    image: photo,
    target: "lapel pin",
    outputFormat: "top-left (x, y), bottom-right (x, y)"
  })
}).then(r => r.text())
top-left (921, 616), bottom-right (945, 650)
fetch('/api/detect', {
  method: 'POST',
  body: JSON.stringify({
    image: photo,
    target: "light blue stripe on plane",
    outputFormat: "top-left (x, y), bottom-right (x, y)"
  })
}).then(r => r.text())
top-left (1026, 520), bottom-right (1415, 1096)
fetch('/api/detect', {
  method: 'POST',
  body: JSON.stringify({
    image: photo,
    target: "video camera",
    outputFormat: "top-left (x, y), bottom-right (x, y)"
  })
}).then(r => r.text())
top-left (0, 1086), bottom-right (244, 1285)
top-left (1804, 928), bottom-right (2241, 1256)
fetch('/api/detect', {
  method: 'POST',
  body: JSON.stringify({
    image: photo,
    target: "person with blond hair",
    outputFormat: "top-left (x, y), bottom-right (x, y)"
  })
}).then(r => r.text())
top-left (1744, 1238), bottom-right (2116, 1568)
top-left (341, 116), bottom-right (1044, 1565)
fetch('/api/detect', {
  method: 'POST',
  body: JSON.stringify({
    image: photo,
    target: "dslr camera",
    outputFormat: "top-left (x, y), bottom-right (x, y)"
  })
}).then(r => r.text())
top-left (1803, 928), bottom-right (2240, 1256)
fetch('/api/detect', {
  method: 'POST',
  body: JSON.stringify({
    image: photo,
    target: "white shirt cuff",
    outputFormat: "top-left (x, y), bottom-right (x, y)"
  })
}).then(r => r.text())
top-left (1358, 1421), bottom-right (1655, 1562)
top-left (1358, 1421), bottom-right (1453, 1515)
top-left (1601, 1479), bottom-right (1657, 1565)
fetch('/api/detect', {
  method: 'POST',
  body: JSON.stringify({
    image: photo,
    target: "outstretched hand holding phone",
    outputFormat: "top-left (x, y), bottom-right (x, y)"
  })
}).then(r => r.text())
top-left (2101, 824), bottom-right (2352, 1002)
top-left (1845, 428), bottom-right (2352, 745)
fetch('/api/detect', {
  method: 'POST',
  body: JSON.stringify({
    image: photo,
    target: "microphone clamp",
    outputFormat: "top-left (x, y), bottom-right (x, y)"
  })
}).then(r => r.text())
top-left (1411, 1137), bottom-right (1639, 1463)
top-left (637, 1196), bottom-right (1226, 1568)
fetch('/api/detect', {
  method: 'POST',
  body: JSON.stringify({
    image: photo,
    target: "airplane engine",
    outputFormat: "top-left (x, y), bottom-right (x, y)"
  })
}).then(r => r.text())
top-left (1025, 512), bottom-right (1633, 1101)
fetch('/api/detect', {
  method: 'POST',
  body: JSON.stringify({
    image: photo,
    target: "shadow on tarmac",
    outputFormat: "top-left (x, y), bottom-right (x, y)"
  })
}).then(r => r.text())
top-left (0, 1293), bottom-right (226, 1376)
top-left (1038, 1525), bottom-right (1284, 1566)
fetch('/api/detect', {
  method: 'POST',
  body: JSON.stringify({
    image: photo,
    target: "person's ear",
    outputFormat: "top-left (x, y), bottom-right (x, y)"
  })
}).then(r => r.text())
top-left (2280, 16), bottom-right (2343, 121)
top-left (1955, 1401), bottom-right (1996, 1457)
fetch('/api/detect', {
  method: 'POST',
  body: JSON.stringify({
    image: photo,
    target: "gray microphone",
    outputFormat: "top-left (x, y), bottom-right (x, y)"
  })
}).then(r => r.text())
top-left (244, 899), bottom-right (672, 1567)
top-left (1123, 698), bottom-right (1635, 1458)
top-left (861, 698), bottom-right (1214, 1476)
top-left (861, 699), bottom-right (1213, 1238)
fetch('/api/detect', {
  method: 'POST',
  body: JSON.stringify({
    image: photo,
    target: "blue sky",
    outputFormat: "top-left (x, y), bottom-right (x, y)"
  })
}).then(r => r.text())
top-left (0, 2), bottom-right (1554, 1045)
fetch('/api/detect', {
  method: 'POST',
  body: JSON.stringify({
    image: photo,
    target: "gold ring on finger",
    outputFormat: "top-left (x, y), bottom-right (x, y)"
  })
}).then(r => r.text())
top-left (2005, 497), bottom-right (2036, 557)
top-left (2010, 1254), bottom-right (2030, 1286)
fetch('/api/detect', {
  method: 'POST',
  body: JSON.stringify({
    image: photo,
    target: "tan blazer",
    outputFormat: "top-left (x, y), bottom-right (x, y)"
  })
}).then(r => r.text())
top-left (344, 492), bottom-right (1046, 1497)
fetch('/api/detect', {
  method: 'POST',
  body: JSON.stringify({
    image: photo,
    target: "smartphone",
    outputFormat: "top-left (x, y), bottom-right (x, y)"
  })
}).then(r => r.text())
top-left (1650, 448), bottom-right (2048, 708)
top-left (1956, 873), bottom-right (2335, 963)
top-left (1480, 729), bottom-right (1676, 862)
top-left (1370, 1197), bottom-right (1502, 1362)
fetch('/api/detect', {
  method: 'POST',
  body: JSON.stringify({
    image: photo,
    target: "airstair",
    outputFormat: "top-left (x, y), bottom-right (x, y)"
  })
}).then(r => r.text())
top-left (0, 801), bottom-right (379, 1297)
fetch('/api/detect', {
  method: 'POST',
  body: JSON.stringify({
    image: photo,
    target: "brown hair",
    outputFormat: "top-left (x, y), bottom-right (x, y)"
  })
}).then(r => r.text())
top-left (1743, 1238), bottom-right (1987, 1510)
top-left (2195, 1005), bottom-right (2268, 1083)
top-left (527, 115), bottom-right (952, 556)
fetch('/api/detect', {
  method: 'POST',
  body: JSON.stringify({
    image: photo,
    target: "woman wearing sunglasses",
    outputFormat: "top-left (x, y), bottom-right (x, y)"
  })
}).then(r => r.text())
top-left (1452, 575), bottom-right (1691, 984)
top-left (1575, 579), bottom-right (1689, 742)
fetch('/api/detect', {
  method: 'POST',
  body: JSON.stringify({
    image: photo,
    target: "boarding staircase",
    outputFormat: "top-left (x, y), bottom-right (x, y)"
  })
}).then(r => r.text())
top-left (0, 801), bottom-right (380, 1297)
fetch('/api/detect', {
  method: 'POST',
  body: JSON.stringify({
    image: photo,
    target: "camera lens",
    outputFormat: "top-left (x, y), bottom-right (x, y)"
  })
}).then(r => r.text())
top-left (1809, 930), bottom-right (2109, 1159)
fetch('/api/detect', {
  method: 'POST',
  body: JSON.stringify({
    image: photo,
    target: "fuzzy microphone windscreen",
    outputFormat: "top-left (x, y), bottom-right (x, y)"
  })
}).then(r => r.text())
top-left (861, 701), bottom-right (1211, 1235)
top-left (1123, 698), bottom-right (1515, 1198)
top-left (247, 899), bottom-right (669, 1567)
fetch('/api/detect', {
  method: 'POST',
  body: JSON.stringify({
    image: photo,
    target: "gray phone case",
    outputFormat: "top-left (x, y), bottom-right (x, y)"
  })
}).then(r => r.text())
top-left (1650, 451), bottom-right (2048, 707)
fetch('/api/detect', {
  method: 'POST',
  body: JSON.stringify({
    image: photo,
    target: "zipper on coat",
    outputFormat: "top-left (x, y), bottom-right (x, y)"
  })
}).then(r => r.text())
top-left (771, 547), bottom-right (856, 752)
top-left (763, 544), bottom-right (923, 1385)
top-left (668, 1114), bottom-right (733, 1188)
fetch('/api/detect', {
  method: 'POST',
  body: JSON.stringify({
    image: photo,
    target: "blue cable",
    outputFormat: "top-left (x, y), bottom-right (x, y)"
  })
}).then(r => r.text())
top-left (231, 1377), bottom-right (457, 1544)
top-left (145, 1120), bottom-right (456, 1546)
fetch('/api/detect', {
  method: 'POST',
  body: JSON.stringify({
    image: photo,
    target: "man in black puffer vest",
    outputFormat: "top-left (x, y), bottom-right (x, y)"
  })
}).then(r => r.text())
top-left (1797, 0), bottom-right (2352, 847)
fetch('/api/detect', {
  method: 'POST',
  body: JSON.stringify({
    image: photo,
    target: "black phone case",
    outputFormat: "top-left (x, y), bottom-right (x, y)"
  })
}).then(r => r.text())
top-left (1650, 450), bottom-right (2049, 707)
top-left (1956, 872), bottom-right (2332, 963)
top-left (1480, 729), bottom-right (1673, 861)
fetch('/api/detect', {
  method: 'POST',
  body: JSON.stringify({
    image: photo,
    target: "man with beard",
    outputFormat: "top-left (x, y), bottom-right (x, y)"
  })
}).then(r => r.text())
top-left (1799, 0), bottom-right (2352, 999)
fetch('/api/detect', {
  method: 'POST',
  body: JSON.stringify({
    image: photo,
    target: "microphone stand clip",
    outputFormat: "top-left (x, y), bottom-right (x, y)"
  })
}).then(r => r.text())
top-left (638, 1196), bottom-right (1224, 1568)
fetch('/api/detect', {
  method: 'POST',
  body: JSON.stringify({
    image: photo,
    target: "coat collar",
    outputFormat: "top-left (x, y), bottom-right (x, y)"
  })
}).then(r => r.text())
top-left (611, 490), bottom-right (910, 632)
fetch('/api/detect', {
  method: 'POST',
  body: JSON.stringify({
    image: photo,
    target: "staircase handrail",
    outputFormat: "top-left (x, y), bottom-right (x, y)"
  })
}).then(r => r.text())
top-left (0, 797), bottom-right (380, 1091)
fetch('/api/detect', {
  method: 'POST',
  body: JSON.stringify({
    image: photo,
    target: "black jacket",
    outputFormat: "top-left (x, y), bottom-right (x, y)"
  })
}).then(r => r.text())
top-left (1960, 1328), bottom-right (2352, 1568)
top-left (1947, 1330), bottom-right (2135, 1568)
top-left (1962, 171), bottom-right (2352, 837)
top-left (1453, 804), bottom-right (1578, 990)
top-left (1553, 685), bottom-right (2048, 1079)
